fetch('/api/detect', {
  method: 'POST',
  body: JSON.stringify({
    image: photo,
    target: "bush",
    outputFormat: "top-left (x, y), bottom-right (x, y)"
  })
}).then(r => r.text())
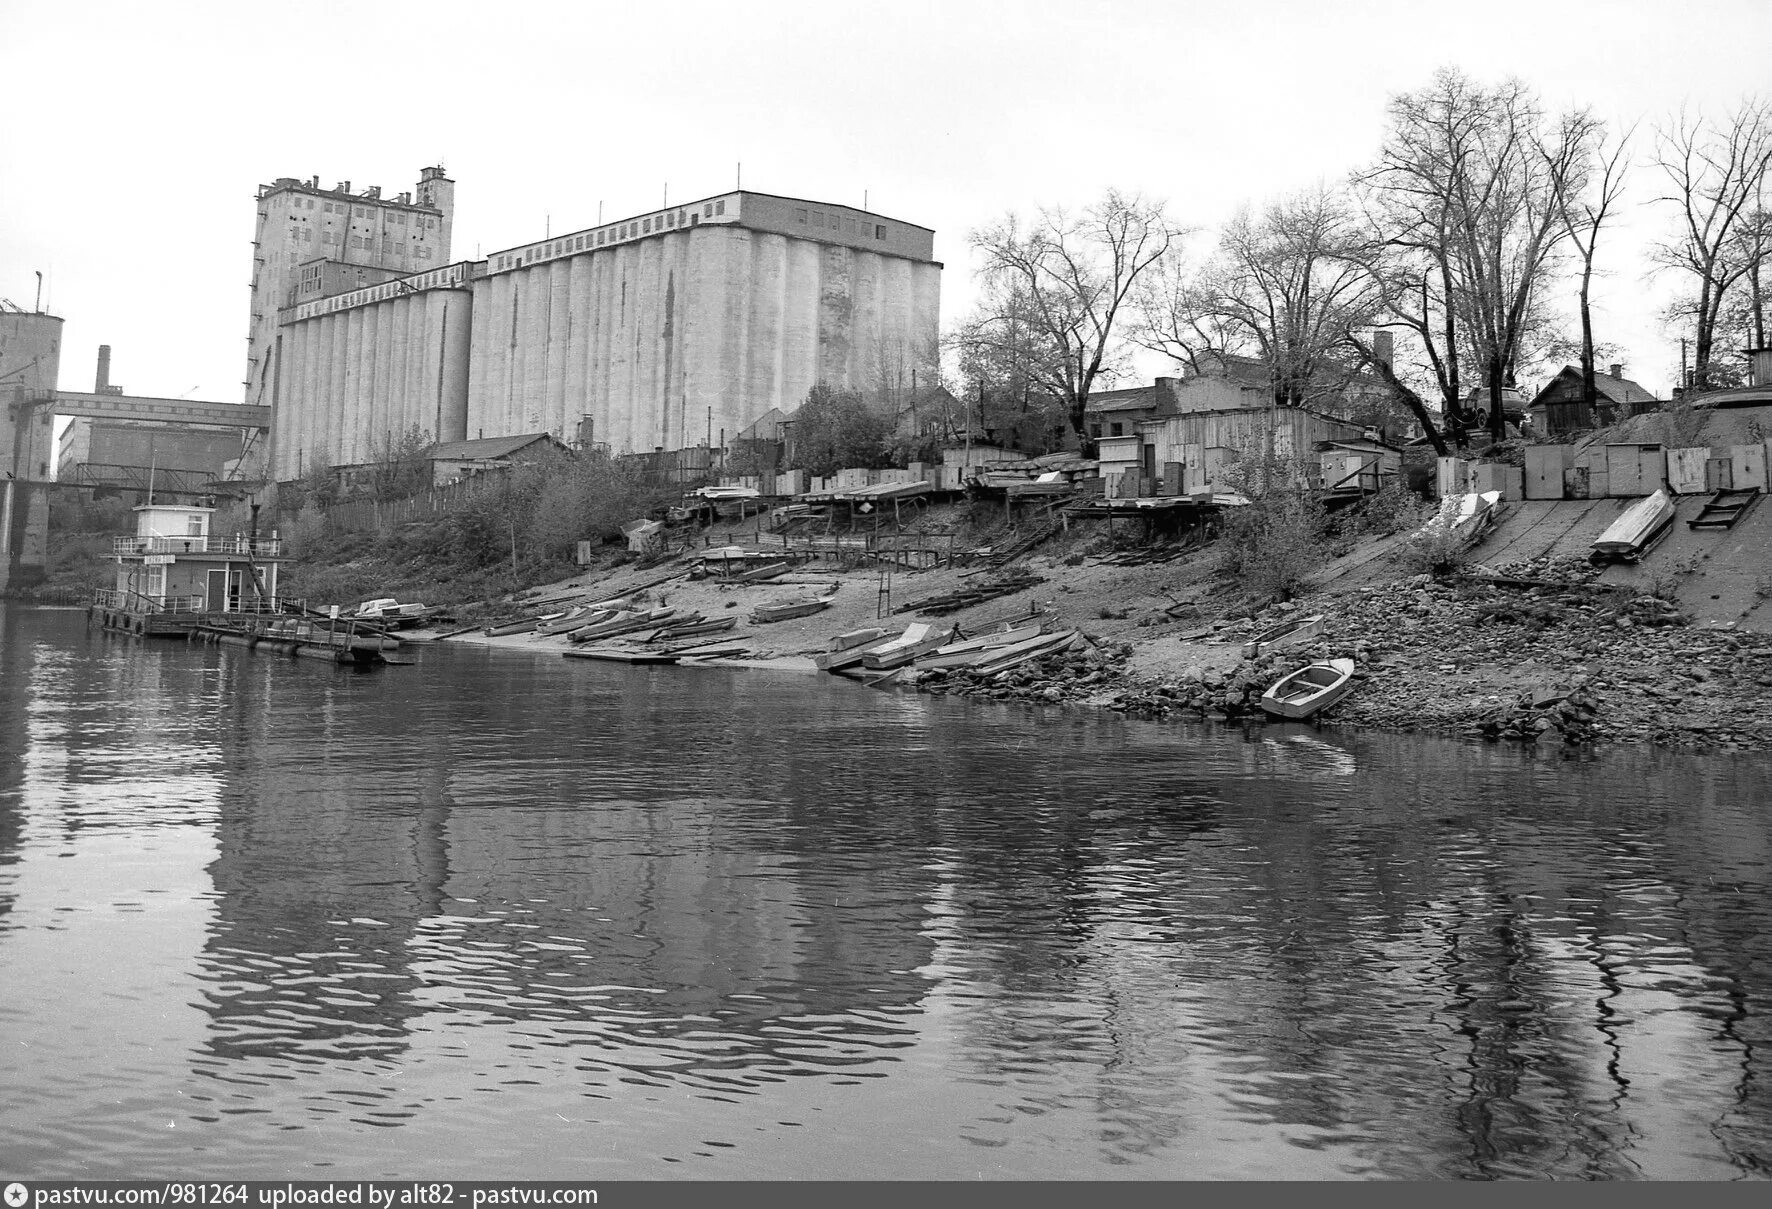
top-left (1220, 488), bottom-right (1327, 603)
top-left (1351, 482), bottom-right (1427, 537)
top-left (1401, 529), bottom-right (1470, 577)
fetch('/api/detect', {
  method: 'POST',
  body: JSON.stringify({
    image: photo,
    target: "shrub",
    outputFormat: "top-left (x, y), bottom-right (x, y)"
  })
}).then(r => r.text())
top-left (1400, 528), bottom-right (1470, 577)
top-left (1220, 488), bottom-right (1328, 603)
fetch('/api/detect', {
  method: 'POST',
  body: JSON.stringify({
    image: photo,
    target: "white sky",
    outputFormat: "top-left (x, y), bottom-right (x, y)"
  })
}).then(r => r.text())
top-left (3, 0), bottom-right (1769, 408)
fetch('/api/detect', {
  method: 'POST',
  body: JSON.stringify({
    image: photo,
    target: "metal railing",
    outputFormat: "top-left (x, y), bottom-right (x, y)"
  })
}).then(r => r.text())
top-left (92, 589), bottom-right (205, 613)
top-left (112, 534), bottom-right (283, 556)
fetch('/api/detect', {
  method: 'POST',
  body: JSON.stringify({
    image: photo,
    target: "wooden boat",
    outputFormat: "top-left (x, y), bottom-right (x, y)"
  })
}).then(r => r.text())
top-left (351, 598), bottom-right (440, 628)
top-left (563, 646), bottom-right (682, 664)
top-left (567, 607), bottom-right (677, 641)
top-left (1590, 489), bottom-right (1676, 563)
top-left (915, 622), bottom-right (1047, 669)
top-left (966, 629), bottom-right (1081, 675)
top-left (484, 613), bottom-right (557, 637)
top-left (667, 641), bottom-right (753, 660)
top-left (863, 622), bottom-right (954, 669)
top-left (533, 606), bottom-right (607, 636)
top-left (650, 615), bottom-right (737, 642)
top-left (815, 629), bottom-right (905, 672)
top-left (1241, 613), bottom-right (1324, 659)
top-left (1417, 490), bottom-right (1502, 548)
top-left (1260, 657), bottom-right (1357, 720)
top-left (751, 595), bottom-right (835, 624)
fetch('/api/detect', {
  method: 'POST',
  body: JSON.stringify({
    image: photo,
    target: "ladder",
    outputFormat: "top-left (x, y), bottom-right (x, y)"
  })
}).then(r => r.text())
top-left (1688, 488), bottom-right (1762, 531)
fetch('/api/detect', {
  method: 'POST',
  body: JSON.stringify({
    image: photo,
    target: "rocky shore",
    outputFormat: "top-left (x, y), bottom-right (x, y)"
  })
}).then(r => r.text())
top-left (897, 553), bottom-right (1772, 754)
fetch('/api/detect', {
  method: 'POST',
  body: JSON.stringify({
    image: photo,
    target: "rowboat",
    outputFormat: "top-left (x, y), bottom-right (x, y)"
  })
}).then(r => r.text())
top-left (815, 629), bottom-right (904, 672)
top-left (751, 596), bottom-right (835, 624)
top-left (534, 606), bottom-right (609, 635)
top-left (1259, 657), bottom-right (1357, 720)
top-left (485, 612), bottom-right (560, 637)
top-left (1590, 489), bottom-right (1676, 564)
top-left (965, 629), bottom-right (1081, 676)
top-left (863, 622), bottom-right (954, 669)
top-left (563, 646), bottom-right (682, 664)
top-left (1241, 613), bottom-right (1324, 659)
top-left (915, 622), bottom-right (1047, 669)
top-left (650, 615), bottom-right (736, 642)
top-left (567, 607), bottom-right (677, 641)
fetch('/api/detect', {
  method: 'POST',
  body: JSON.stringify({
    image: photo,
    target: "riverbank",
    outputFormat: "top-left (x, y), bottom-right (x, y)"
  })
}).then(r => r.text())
top-left (409, 493), bottom-right (1772, 755)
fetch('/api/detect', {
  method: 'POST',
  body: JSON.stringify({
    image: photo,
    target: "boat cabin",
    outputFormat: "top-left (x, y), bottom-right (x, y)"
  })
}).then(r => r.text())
top-left (95, 504), bottom-right (288, 633)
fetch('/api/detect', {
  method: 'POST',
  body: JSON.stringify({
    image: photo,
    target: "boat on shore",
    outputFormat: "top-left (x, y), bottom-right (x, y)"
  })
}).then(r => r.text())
top-left (863, 622), bottom-right (954, 669)
top-left (563, 646), bottom-right (681, 665)
top-left (963, 629), bottom-right (1081, 675)
top-left (914, 622), bottom-right (1048, 669)
top-left (815, 628), bottom-right (902, 672)
top-left (751, 595), bottom-right (835, 624)
top-left (1241, 613), bottom-right (1324, 659)
top-left (1590, 489), bottom-right (1676, 564)
top-left (1260, 657), bottom-right (1356, 720)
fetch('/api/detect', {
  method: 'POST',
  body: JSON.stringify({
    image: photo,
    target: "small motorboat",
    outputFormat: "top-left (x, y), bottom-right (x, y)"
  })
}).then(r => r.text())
top-left (1260, 657), bottom-right (1357, 720)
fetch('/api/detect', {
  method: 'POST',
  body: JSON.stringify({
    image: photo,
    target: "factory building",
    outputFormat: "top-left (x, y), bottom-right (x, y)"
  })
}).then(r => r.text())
top-left (263, 180), bottom-right (941, 483)
top-left (247, 168), bottom-right (455, 415)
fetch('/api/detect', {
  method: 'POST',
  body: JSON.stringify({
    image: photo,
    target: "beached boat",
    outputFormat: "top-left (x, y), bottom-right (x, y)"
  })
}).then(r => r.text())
top-left (484, 613), bottom-right (558, 637)
top-left (915, 622), bottom-right (1048, 669)
top-left (1416, 491), bottom-right (1502, 548)
top-left (965, 629), bottom-right (1081, 675)
top-left (533, 606), bottom-right (609, 635)
top-left (1241, 613), bottom-right (1324, 659)
top-left (567, 607), bottom-right (677, 641)
top-left (751, 596), bottom-right (834, 624)
top-left (650, 615), bottom-right (737, 642)
top-left (863, 622), bottom-right (954, 669)
top-left (815, 629), bottom-right (904, 672)
top-left (1259, 657), bottom-right (1357, 720)
top-left (1590, 489), bottom-right (1676, 564)
top-left (562, 646), bottom-right (681, 665)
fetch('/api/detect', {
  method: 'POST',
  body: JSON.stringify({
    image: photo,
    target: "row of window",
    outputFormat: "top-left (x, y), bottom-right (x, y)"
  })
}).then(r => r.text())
top-left (285, 197), bottom-right (439, 228)
top-left (489, 198), bottom-right (731, 273)
top-left (793, 208), bottom-right (889, 241)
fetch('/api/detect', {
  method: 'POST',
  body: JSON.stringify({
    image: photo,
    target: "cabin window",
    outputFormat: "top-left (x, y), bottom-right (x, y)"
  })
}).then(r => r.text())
top-left (1110, 422), bottom-right (1124, 437)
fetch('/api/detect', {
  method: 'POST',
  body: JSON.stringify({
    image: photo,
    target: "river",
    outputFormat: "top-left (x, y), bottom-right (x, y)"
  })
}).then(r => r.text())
top-left (2, 602), bottom-right (1769, 1180)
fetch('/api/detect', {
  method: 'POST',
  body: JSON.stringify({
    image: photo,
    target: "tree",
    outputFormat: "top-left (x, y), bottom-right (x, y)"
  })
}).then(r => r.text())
top-left (968, 190), bottom-right (1184, 456)
top-left (368, 423), bottom-right (433, 502)
top-left (1652, 99), bottom-right (1772, 390)
top-left (1364, 69), bottom-right (1596, 441)
top-left (788, 382), bottom-right (893, 477)
top-left (1135, 185), bottom-right (1386, 409)
top-left (1550, 120), bottom-right (1634, 421)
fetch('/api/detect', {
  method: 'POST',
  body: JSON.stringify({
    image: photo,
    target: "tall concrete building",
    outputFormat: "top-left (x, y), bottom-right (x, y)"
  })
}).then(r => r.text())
top-left (247, 168), bottom-right (454, 415)
top-left (265, 183), bottom-right (941, 482)
top-left (0, 308), bottom-right (64, 589)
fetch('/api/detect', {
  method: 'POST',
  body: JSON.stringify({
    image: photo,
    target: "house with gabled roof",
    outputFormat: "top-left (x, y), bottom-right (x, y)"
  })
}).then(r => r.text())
top-left (1526, 364), bottom-right (1660, 435)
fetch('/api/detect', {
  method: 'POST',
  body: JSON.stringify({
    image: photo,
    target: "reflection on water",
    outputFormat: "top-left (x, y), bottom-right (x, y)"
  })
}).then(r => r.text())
top-left (1, 602), bottom-right (1769, 1179)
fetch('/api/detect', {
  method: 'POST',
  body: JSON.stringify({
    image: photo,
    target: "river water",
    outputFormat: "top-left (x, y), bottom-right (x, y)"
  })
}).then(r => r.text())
top-left (2, 602), bottom-right (1769, 1181)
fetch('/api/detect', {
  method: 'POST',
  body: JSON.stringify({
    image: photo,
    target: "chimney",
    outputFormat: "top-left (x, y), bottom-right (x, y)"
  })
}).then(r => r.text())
top-left (1609, 363), bottom-right (1623, 379)
top-left (95, 345), bottom-right (111, 393)
top-left (1372, 330), bottom-right (1394, 368)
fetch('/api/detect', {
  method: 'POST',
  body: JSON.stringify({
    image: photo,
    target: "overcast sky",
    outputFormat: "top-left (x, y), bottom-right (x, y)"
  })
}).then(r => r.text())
top-left (3, 0), bottom-right (1769, 409)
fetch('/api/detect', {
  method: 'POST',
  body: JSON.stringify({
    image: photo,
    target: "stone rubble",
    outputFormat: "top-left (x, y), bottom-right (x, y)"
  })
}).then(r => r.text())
top-left (900, 552), bottom-right (1772, 754)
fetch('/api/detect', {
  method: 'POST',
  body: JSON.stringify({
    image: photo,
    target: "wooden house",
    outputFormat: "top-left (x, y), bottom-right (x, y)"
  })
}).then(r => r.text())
top-left (1526, 365), bottom-right (1659, 435)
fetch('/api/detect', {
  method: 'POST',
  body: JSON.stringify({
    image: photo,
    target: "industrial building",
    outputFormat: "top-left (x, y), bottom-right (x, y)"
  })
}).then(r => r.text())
top-left (258, 173), bottom-right (942, 483)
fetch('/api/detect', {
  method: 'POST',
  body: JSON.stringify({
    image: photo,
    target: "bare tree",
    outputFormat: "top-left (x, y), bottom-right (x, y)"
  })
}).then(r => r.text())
top-left (1550, 119), bottom-right (1634, 423)
top-left (1652, 99), bottom-right (1772, 390)
top-left (1364, 69), bottom-right (1595, 441)
top-left (1138, 185), bottom-right (1385, 408)
top-left (968, 190), bottom-right (1184, 456)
